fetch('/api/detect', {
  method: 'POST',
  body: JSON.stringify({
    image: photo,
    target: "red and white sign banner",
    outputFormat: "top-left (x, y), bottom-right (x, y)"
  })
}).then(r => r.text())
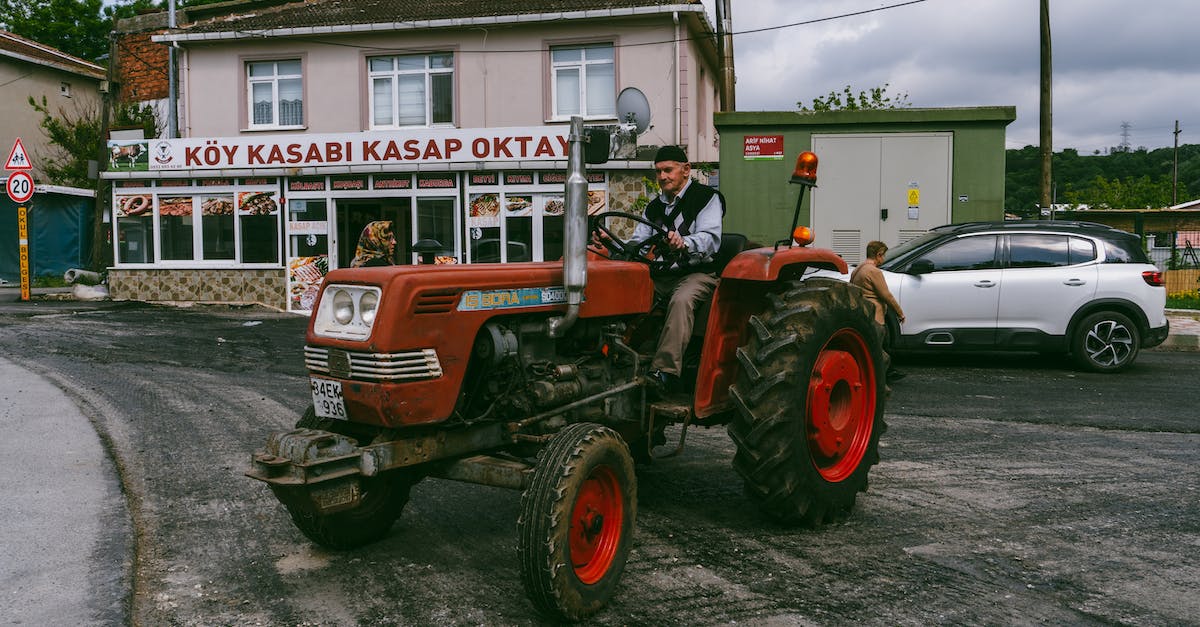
top-left (118, 126), bottom-right (572, 172)
top-left (743, 134), bottom-right (785, 160)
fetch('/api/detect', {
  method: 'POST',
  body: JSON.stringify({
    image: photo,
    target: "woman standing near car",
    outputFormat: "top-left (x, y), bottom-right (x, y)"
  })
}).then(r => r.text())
top-left (851, 240), bottom-right (906, 381)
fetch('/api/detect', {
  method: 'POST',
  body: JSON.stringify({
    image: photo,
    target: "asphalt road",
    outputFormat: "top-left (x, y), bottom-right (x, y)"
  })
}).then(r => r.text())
top-left (0, 299), bottom-right (1197, 625)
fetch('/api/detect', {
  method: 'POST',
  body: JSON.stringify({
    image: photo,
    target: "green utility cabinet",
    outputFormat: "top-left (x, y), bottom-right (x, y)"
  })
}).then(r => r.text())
top-left (714, 107), bottom-right (1015, 262)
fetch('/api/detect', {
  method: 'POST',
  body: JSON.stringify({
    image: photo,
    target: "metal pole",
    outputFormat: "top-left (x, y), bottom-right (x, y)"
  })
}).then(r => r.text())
top-left (1038, 0), bottom-right (1052, 219)
top-left (1173, 120), bottom-right (1181, 206)
top-left (168, 0), bottom-right (178, 138)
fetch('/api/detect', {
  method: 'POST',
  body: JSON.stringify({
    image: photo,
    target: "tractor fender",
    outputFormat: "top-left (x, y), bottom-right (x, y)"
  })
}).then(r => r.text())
top-left (720, 246), bottom-right (848, 281)
top-left (693, 246), bottom-right (848, 420)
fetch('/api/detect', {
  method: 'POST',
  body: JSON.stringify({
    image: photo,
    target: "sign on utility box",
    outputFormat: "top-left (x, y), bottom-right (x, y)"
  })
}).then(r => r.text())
top-left (6, 137), bottom-right (34, 301)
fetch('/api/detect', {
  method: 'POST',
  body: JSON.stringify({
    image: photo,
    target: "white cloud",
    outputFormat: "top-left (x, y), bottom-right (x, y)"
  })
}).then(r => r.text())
top-left (700, 0), bottom-right (1197, 153)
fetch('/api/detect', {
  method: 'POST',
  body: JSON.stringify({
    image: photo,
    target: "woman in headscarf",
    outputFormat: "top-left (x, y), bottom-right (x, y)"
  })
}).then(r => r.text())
top-left (350, 220), bottom-right (397, 267)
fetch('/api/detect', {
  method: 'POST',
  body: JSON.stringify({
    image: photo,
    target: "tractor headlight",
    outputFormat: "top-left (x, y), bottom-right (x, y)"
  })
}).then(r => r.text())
top-left (313, 284), bottom-right (383, 340)
top-left (359, 291), bottom-right (379, 325)
top-left (332, 289), bottom-right (354, 324)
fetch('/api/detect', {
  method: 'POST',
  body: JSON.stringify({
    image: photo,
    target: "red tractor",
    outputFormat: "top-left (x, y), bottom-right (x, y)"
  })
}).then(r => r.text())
top-left (248, 119), bottom-right (886, 621)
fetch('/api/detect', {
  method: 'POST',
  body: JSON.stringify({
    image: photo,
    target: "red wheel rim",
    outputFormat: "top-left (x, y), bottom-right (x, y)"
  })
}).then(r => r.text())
top-left (569, 464), bottom-right (624, 585)
top-left (805, 328), bottom-right (877, 482)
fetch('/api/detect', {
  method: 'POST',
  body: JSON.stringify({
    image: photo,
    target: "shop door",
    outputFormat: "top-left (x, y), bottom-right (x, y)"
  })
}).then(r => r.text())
top-left (811, 133), bottom-right (951, 263)
top-left (335, 200), bottom-right (413, 267)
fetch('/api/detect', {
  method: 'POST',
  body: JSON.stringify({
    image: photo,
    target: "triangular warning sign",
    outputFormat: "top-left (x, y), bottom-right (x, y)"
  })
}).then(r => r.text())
top-left (6, 138), bottom-right (33, 170)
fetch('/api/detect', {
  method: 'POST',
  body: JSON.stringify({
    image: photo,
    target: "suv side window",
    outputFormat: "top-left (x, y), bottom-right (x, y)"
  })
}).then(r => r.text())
top-left (1008, 234), bottom-right (1070, 268)
top-left (1101, 238), bottom-right (1141, 263)
top-left (918, 234), bottom-right (999, 271)
top-left (1069, 236), bottom-right (1097, 264)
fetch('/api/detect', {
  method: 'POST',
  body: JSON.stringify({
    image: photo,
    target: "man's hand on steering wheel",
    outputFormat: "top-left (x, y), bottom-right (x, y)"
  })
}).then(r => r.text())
top-left (589, 211), bottom-right (689, 271)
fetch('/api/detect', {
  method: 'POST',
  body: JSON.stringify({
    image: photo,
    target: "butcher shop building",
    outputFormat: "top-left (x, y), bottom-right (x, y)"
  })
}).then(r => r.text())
top-left (105, 0), bottom-right (722, 312)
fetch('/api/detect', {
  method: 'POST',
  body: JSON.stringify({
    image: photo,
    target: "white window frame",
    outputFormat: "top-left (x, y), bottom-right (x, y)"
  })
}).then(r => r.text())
top-left (247, 59), bottom-right (304, 130)
top-left (367, 52), bottom-right (455, 129)
top-left (550, 43), bottom-right (616, 120)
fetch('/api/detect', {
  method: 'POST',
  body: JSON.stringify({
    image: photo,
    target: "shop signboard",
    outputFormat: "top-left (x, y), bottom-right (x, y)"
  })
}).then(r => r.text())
top-left (127, 126), bottom-right (571, 172)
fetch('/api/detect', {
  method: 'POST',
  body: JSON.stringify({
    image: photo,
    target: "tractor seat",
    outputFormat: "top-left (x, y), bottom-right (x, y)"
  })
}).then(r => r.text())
top-left (712, 232), bottom-right (747, 275)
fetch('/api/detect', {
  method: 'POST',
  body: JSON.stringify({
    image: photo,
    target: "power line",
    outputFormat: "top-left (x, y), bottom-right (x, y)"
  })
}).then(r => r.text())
top-left (222, 0), bottom-right (930, 55)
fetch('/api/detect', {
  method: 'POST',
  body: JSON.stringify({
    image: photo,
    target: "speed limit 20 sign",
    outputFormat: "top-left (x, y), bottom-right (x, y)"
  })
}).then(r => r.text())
top-left (6, 170), bottom-right (34, 203)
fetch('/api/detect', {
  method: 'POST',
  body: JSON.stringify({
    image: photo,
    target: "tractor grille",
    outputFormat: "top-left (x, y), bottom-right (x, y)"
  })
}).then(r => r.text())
top-left (413, 288), bottom-right (461, 314)
top-left (305, 346), bottom-right (443, 382)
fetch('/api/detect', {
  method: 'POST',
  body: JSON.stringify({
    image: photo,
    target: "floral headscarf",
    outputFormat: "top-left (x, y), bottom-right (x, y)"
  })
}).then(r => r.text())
top-left (350, 221), bottom-right (396, 267)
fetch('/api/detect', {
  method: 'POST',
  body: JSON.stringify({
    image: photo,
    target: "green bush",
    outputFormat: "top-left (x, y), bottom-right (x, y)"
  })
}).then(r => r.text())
top-left (1167, 291), bottom-right (1200, 310)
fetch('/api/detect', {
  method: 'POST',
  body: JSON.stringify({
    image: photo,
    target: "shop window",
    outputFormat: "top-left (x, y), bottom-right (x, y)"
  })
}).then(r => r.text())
top-left (416, 198), bottom-right (458, 262)
top-left (550, 43), bottom-right (615, 119)
top-left (504, 195), bottom-right (533, 263)
top-left (542, 194), bottom-right (565, 261)
top-left (368, 52), bottom-right (454, 128)
top-left (159, 196), bottom-right (195, 260)
top-left (200, 196), bottom-right (235, 260)
top-left (115, 194), bottom-right (154, 263)
top-left (248, 59), bottom-right (303, 128)
top-left (287, 199), bottom-right (329, 311)
top-left (239, 192), bottom-right (281, 263)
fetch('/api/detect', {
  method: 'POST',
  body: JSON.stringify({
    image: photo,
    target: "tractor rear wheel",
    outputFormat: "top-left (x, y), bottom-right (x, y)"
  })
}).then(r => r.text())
top-left (728, 277), bottom-right (886, 526)
top-left (271, 407), bottom-right (416, 550)
top-left (518, 423), bottom-right (636, 621)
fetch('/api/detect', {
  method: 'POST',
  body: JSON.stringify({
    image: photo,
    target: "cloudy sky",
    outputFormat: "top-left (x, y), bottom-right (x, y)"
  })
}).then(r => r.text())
top-left (698, 0), bottom-right (1196, 154)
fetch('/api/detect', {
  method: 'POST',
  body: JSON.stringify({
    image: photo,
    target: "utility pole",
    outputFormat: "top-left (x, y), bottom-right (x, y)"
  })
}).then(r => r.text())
top-left (1039, 0), bottom-right (1052, 219)
top-left (714, 0), bottom-right (736, 111)
top-left (1173, 120), bottom-right (1181, 206)
top-left (168, 0), bottom-right (178, 138)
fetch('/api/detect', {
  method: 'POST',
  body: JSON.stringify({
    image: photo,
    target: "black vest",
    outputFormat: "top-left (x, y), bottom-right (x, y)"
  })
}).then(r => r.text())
top-left (644, 183), bottom-right (725, 273)
top-left (644, 183), bottom-right (724, 236)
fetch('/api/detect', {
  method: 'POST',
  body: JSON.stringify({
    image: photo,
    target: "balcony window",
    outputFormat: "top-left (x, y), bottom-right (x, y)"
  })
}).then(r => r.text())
top-left (248, 60), bottom-right (303, 128)
top-left (551, 43), bottom-right (615, 119)
top-left (369, 53), bottom-right (454, 128)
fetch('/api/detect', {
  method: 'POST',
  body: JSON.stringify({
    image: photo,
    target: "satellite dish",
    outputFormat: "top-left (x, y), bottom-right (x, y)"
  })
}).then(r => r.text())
top-left (616, 87), bottom-right (652, 134)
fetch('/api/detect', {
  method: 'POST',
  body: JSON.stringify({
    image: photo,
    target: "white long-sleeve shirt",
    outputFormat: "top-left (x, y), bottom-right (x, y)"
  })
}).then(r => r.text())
top-left (632, 179), bottom-right (722, 267)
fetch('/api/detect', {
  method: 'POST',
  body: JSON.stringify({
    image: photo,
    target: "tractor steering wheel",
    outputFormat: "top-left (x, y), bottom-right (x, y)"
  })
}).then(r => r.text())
top-left (589, 211), bottom-right (687, 272)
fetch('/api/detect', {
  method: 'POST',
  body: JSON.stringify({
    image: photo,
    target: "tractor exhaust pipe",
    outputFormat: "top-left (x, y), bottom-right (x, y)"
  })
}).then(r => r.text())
top-left (549, 116), bottom-right (595, 338)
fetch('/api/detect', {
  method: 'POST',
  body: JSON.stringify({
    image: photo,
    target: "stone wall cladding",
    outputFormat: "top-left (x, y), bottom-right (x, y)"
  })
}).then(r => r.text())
top-left (108, 269), bottom-right (288, 310)
top-left (605, 171), bottom-right (654, 239)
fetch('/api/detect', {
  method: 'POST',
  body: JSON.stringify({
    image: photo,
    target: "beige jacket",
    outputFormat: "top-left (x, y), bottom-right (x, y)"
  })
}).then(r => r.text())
top-left (850, 259), bottom-right (904, 325)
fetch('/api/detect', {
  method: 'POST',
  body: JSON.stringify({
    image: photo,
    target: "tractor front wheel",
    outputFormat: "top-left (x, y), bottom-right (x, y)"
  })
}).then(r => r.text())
top-left (728, 277), bottom-right (887, 526)
top-left (271, 406), bottom-right (417, 549)
top-left (518, 423), bottom-right (636, 621)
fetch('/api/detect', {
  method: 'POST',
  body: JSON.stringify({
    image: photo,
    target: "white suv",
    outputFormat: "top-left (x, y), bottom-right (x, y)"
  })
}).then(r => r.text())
top-left (878, 221), bottom-right (1168, 372)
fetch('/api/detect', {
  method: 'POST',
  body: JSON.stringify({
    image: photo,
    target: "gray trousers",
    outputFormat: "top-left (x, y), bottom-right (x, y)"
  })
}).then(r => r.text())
top-left (651, 271), bottom-right (719, 375)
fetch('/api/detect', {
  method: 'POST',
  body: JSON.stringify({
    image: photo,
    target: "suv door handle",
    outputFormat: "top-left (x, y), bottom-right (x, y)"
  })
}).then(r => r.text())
top-left (1063, 279), bottom-right (1087, 286)
top-left (974, 280), bottom-right (996, 288)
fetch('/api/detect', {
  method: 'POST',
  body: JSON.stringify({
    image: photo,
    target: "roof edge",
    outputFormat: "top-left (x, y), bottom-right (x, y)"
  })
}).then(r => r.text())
top-left (715, 106), bottom-right (1019, 127)
top-left (153, 4), bottom-right (706, 43)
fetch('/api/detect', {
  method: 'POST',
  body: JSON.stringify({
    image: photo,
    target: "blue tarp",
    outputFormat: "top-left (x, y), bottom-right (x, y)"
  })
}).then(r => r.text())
top-left (1, 187), bottom-right (95, 283)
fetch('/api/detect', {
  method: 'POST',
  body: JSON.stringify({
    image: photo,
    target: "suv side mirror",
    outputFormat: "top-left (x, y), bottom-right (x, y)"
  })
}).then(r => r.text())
top-left (584, 128), bottom-right (610, 165)
top-left (907, 259), bottom-right (935, 275)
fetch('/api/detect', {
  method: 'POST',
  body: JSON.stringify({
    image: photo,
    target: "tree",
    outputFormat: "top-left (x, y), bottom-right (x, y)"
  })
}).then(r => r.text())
top-left (0, 0), bottom-right (162, 63)
top-left (0, 0), bottom-right (108, 62)
top-left (29, 95), bottom-right (158, 188)
top-left (797, 84), bottom-right (910, 112)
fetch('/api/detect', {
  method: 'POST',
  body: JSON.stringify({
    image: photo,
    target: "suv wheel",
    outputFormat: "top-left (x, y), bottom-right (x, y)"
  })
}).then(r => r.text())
top-left (1072, 311), bottom-right (1140, 373)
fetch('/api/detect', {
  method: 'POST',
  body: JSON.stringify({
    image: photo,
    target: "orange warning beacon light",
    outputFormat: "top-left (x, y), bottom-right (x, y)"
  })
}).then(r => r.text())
top-left (792, 225), bottom-right (814, 247)
top-left (778, 151), bottom-right (819, 249)
top-left (789, 151), bottom-right (819, 187)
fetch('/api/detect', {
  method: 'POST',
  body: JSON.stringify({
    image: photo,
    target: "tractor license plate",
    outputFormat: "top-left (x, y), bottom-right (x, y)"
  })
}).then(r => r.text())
top-left (310, 377), bottom-right (347, 420)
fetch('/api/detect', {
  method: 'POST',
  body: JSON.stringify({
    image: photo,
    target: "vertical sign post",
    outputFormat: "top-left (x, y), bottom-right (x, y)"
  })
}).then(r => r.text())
top-left (17, 206), bottom-right (29, 301)
top-left (6, 138), bottom-right (35, 302)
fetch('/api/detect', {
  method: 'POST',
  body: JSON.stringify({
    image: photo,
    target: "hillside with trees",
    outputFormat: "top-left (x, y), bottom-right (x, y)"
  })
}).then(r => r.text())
top-left (1006, 144), bottom-right (1200, 217)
